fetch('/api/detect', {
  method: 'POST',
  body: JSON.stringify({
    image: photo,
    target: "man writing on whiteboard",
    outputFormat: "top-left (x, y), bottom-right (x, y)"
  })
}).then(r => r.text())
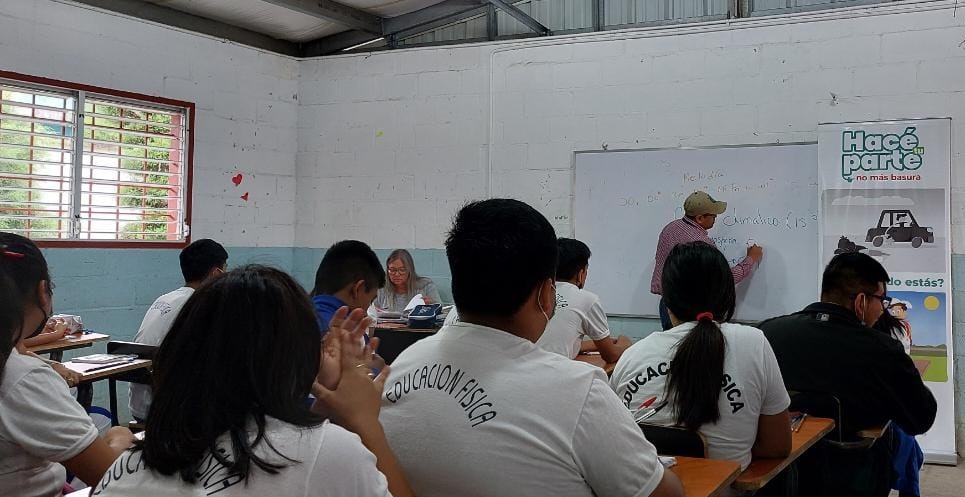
top-left (651, 191), bottom-right (763, 330)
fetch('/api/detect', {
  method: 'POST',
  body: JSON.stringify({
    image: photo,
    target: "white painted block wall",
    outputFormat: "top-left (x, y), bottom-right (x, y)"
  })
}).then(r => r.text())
top-left (0, 0), bottom-right (300, 247)
top-left (3, 0), bottom-right (965, 453)
top-left (295, 1), bottom-right (965, 450)
top-left (296, 2), bottom-right (965, 249)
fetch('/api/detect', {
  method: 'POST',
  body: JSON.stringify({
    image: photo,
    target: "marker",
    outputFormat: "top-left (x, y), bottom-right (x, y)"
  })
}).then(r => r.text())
top-left (637, 396), bottom-right (658, 411)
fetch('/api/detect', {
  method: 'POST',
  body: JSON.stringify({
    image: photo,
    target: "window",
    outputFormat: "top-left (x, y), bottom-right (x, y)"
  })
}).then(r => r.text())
top-left (0, 72), bottom-right (193, 246)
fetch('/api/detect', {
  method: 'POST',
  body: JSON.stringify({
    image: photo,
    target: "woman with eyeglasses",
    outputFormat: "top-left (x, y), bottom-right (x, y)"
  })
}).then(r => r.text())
top-left (0, 232), bottom-right (135, 496)
top-left (609, 241), bottom-right (791, 471)
top-left (374, 249), bottom-right (442, 313)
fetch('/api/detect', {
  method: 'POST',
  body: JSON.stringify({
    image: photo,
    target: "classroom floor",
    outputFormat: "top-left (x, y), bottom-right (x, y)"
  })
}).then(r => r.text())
top-left (891, 460), bottom-right (965, 496)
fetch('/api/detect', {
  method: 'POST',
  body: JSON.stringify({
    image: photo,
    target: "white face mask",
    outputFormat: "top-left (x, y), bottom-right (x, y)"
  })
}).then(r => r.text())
top-left (537, 282), bottom-right (556, 323)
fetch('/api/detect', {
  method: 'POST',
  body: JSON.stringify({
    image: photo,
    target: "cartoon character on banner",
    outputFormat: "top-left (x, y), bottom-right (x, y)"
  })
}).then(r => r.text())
top-left (887, 299), bottom-right (913, 355)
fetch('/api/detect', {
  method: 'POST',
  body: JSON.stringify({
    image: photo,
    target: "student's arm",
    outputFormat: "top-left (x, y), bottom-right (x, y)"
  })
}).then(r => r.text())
top-left (21, 319), bottom-right (69, 347)
top-left (752, 410), bottom-right (791, 458)
top-left (584, 298), bottom-right (627, 363)
top-left (314, 364), bottom-right (414, 497)
top-left (344, 416), bottom-right (413, 497)
top-left (63, 427), bottom-right (134, 485)
top-left (573, 379), bottom-right (683, 497)
top-left (649, 472), bottom-right (685, 497)
top-left (21, 330), bottom-right (66, 347)
top-left (1, 367), bottom-right (133, 487)
top-left (421, 279), bottom-right (442, 305)
top-left (883, 345), bottom-right (937, 435)
top-left (312, 308), bottom-right (414, 497)
top-left (754, 338), bottom-right (791, 458)
top-left (593, 335), bottom-right (631, 364)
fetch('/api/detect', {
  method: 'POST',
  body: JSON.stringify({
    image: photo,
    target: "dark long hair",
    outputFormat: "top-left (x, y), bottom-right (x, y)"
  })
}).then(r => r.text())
top-left (140, 265), bottom-right (324, 482)
top-left (0, 233), bottom-right (53, 386)
top-left (661, 241), bottom-right (735, 430)
top-left (0, 273), bottom-right (22, 386)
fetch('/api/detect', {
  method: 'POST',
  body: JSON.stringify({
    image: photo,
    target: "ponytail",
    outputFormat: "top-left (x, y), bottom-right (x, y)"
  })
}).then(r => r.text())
top-left (666, 314), bottom-right (726, 429)
top-left (660, 241), bottom-right (735, 430)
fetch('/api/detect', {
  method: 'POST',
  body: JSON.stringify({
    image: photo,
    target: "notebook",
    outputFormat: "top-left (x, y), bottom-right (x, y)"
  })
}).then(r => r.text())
top-left (71, 353), bottom-right (137, 364)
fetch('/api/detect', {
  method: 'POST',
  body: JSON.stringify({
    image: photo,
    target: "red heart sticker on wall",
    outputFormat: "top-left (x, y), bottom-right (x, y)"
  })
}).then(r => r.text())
top-left (231, 173), bottom-right (243, 186)
top-left (241, 192), bottom-right (249, 201)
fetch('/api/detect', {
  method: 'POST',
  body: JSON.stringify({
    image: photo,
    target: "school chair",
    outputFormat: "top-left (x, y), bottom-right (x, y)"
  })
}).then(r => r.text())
top-left (789, 391), bottom-right (891, 449)
top-left (106, 340), bottom-right (157, 427)
top-left (788, 391), bottom-right (895, 497)
top-left (637, 423), bottom-right (708, 458)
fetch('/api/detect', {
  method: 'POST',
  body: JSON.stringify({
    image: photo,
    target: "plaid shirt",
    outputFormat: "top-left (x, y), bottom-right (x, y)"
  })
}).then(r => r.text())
top-left (650, 217), bottom-right (756, 294)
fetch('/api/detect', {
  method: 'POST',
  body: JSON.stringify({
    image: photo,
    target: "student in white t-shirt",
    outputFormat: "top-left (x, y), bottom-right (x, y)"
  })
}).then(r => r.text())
top-left (380, 199), bottom-right (683, 497)
top-left (94, 265), bottom-right (414, 497)
top-left (610, 241), bottom-right (791, 470)
top-left (129, 238), bottom-right (228, 421)
top-left (0, 233), bottom-right (134, 496)
top-left (537, 238), bottom-right (630, 361)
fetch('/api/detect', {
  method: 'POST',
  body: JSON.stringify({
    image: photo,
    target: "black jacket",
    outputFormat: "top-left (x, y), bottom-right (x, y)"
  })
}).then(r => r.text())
top-left (759, 302), bottom-right (936, 436)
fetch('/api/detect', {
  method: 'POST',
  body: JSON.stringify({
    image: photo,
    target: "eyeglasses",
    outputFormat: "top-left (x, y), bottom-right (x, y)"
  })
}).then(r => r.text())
top-left (387, 268), bottom-right (409, 275)
top-left (863, 293), bottom-right (892, 309)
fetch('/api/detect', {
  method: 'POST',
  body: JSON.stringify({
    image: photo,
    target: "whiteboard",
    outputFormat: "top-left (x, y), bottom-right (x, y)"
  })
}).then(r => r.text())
top-left (574, 144), bottom-right (819, 322)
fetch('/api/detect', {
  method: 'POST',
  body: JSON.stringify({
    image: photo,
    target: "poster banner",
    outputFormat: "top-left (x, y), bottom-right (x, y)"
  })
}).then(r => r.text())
top-left (818, 118), bottom-right (955, 463)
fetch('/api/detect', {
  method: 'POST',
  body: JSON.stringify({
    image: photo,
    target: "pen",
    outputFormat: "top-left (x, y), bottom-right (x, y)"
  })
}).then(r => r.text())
top-left (633, 401), bottom-right (668, 423)
top-left (791, 413), bottom-right (808, 432)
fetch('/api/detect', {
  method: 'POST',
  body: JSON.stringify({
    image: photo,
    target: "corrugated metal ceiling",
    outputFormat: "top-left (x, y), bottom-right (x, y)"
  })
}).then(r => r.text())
top-left (144, 0), bottom-right (447, 41)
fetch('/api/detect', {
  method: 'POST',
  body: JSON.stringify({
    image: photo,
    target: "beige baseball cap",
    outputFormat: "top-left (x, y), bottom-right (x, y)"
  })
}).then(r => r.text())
top-left (684, 191), bottom-right (727, 216)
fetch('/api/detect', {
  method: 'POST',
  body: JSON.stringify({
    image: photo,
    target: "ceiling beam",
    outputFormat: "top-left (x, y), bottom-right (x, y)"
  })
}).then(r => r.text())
top-left (261, 0), bottom-right (382, 34)
top-left (70, 0), bottom-right (300, 56)
top-left (381, 0), bottom-right (487, 36)
top-left (301, 30), bottom-right (382, 57)
top-left (304, 0), bottom-right (489, 56)
top-left (486, 0), bottom-right (549, 35)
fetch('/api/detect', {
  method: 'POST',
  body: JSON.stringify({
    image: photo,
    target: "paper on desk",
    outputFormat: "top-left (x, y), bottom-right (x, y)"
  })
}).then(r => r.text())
top-left (64, 361), bottom-right (126, 374)
top-left (658, 456), bottom-right (677, 468)
top-left (404, 294), bottom-right (425, 312)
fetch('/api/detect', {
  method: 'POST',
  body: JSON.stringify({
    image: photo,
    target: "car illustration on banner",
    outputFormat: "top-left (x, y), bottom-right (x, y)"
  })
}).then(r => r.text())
top-left (865, 209), bottom-right (935, 248)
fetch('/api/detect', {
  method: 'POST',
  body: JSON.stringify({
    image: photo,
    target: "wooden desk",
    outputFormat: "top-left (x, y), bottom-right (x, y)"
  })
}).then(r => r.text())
top-left (575, 353), bottom-right (615, 375)
top-left (27, 332), bottom-right (110, 361)
top-left (65, 358), bottom-right (152, 383)
top-left (672, 456), bottom-right (741, 497)
top-left (372, 325), bottom-right (437, 364)
top-left (64, 359), bottom-right (152, 426)
top-left (732, 416), bottom-right (835, 492)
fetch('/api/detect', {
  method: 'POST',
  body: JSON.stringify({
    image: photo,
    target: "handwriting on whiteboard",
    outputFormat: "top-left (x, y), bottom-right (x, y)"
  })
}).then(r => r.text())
top-left (720, 208), bottom-right (818, 230)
